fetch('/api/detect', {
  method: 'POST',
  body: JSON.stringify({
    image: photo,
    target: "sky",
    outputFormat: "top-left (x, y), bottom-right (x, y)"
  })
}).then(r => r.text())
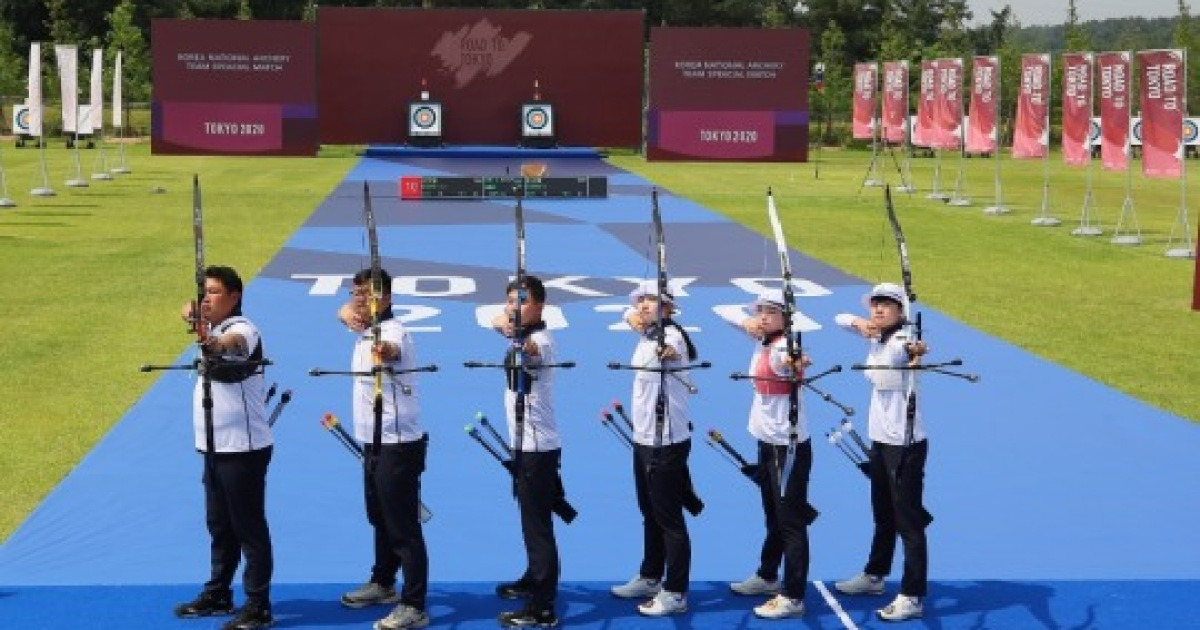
top-left (969, 0), bottom-right (1180, 26)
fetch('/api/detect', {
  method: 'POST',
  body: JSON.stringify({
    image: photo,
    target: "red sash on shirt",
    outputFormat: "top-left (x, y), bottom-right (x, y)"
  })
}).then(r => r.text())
top-left (754, 346), bottom-right (792, 395)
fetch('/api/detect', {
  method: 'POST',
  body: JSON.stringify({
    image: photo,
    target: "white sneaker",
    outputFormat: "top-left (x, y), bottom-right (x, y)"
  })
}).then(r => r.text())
top-left (834, 572), bottom-right (885, 596)
top-left (877, 594), bottom-right (923, 622)
top-left (374, 603), bottom-right (430, 630)
top-left (730, 573), bottom-right (781, 596)
top-left (637, 590), bottom-right (687, 616)
top-left (611, 575), bottom-right (661, 599)
top-left (753, 594), bottom-right (806, 619)
top-left (341, 582), bottom-right (401, 608)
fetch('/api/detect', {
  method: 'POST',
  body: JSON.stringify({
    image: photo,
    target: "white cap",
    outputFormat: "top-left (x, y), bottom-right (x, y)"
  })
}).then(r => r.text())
top-left (750, 288), bottom-right (788, 312)
top-left (861, 282), bottom-right (908, 310)
top-left (629, 279), bottom-right (675, 306)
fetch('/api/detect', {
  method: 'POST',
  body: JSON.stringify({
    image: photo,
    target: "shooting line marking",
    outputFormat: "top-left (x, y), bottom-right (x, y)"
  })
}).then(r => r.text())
top-left (814, 580), bottom-right (859, 629)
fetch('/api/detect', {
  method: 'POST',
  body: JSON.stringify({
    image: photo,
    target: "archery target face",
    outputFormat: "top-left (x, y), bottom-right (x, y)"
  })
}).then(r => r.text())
top-left (14, 105), bottom-right (30, 135)
top-left (521, 104), bottom-right (554, 137)
top-left (408, 102), bottom-right (441, 136)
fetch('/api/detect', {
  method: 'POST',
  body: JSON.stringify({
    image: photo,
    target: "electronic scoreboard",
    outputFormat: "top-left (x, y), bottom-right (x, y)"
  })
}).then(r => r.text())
top-left (399, 176), bottom-right (606, 200)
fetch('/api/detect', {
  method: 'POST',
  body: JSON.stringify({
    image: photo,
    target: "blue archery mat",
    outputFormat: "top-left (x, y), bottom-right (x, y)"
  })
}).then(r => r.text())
top-left (1, 148), bottom-right (1197, 629)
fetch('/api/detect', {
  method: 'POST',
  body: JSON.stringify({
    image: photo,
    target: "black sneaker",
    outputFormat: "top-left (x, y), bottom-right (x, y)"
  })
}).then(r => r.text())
top-left (498, 605), bottom-right (559, 628)
top-left (174, 591), bottom-right (234, 618)
top-left (222, 602), bottom-right (274, 630)
top-left (495, 580), bottom-right (533, 600)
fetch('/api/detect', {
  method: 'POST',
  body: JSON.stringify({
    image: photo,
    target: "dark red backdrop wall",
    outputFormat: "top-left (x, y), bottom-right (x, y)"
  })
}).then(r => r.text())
top-left (648, 27), bottom-right (810, 161)
top-left (318, 8), bottom-right (644, 147)
top-left (1193, 228), bottom-right (1200, 310)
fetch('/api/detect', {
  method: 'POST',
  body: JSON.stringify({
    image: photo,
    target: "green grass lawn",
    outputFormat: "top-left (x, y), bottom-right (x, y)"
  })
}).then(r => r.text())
top-left (0, 140), bottom-right (357, 540)
top-left (0, 139), bottom-right (1196, 543)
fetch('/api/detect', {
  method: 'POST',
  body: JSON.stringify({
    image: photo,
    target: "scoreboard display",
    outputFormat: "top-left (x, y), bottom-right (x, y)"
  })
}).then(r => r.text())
top-left (399, 176), bottom-right (607, 200)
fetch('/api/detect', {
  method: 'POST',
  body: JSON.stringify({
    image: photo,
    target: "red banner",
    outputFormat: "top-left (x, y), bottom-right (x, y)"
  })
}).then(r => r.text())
top-left (965, 56), bottom-right (998, 153)
top-left (881, 61), bottom-right (908, 144)
top-left (1138, 49), bottom-right (1186, 178)
top-left (1062, 53), bottom-right (1094, 166)
top-left (929, 58), bottom-right (963, 150)
top-left (914, 60), bottom-right (936, 147)
top-left (852, 63), bottom-right (878, 140)
top-left (1097, 51), bottom-right (1132, 171)
top-left (1013, 53), bottom-right (1051, 159)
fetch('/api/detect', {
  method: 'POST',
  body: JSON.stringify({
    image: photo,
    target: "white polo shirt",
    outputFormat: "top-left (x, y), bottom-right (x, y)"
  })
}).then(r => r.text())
top-left (504, 328), bottom-right (560, 452)
top-left (835, 313), bottom-right (924, 445)
top-left (352, 318), bottom-right (424, 444)
top-left (192, 316), bottom-right (271, 453)
top-left (629, 327), bottom-right (693, 446)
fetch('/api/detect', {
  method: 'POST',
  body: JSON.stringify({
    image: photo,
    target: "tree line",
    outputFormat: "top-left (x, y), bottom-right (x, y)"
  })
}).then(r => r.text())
top-left (0, 0), bottom-right (1196, 136)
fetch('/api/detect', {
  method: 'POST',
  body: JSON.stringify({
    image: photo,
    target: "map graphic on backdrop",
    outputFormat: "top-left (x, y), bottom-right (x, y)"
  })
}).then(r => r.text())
top-left (430, 19), bottom-right (532, 89)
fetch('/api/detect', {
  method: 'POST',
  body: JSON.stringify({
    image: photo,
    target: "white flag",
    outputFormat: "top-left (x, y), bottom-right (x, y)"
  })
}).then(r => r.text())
top-left (112, 51), bottom-right (123, 128)
top-left (54, 44), bottom-right (78, 134)
top-left (27, 42), bottom-right (43, 137)
top-left (26, 42), bottom-right (43, 135)
top-left (89, 48), bottom-right (103, 132)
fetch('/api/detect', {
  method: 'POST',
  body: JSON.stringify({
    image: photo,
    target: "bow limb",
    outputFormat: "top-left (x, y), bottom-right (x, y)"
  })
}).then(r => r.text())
top-left (362, 182), bottom-right (386, 459)
top-left (511, 184), bottom-right (529, 459)
top-left (767, 189), bottom-right (801, 497)
top-left (883, 185), bottom-right (921, 452)
top-left (650, 189), bottom-right (668, 450)
top-left (191, 175), bottom-right (209, 343)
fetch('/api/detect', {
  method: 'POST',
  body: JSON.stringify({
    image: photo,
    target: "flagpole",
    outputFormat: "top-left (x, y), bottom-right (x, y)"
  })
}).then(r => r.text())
top-left (856, 63), bottom-right (883, 193)
top-left (984, 55), bottom-right (1010, 214)
top-left (90, 48), bottom-right (113, 181)
top-left (0, 138), bottom-right (16, 207)
top-left (1032, 54), bottom-right (1060, 226)
top-left (948, 59), bottom-right (971, 206)
top-left (1164, 153), bottom-right (1193, 257)
top-left (982, 106), bottom-right (1008, 213)
top-left (65, 131), bottom-right (89, 187)
top-left (61, 45), bottom-right (88, 188)
top-left (1070, 54), bottom-right (1101, 236)
top-left (864, 63), bottom-right (883, 188)
top-left (29, 41), bottom-right (55, 197)
top-left (31, 136), bottom-right (55, 196)
top-left (895, 60), bottom-right (915, 193)
top-left (111, 50), bottom-right (131, 175)
top-left (926, 60), bottom-right (949, 201)
top-left (1110, 51), bottom-right (1141, 245)
top-left (864, 120), bottom-right (883, 187)
top-left (1071, 155), bottom-right (1100, 235)
top-left (1166, 48), bottom-right (1196, 258)
top-left (1111, 146), bottom-right (1141, 244)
